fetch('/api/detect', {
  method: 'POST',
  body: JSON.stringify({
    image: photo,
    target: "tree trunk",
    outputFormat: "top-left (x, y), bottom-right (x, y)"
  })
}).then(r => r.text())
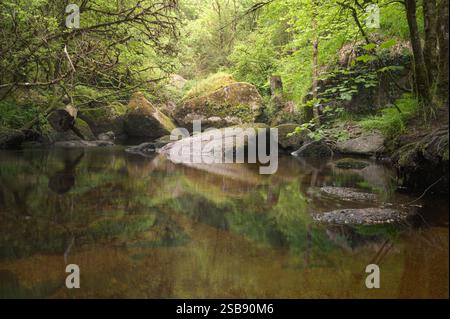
top-left (47, 104), bottom-right (78, 133)
top-left (437, 0), bottom-right (449, 101)
top-left (47, 104), bottom-right (85, 140)
top-left (311, 0), bottom-right (320, 124)
top-left (270, 75), bottom-right (284, 112)
top-left (405, 0), bottom-right (432, 105)
top-left (423, 0), bottom-right (438, 85)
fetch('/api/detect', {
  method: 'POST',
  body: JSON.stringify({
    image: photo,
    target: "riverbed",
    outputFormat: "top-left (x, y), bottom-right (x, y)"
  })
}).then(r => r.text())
top-left (0, 147), bottom-right (448, 298)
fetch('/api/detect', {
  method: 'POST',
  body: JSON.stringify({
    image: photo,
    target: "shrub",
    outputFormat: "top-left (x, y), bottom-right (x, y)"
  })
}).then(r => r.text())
top-left (359, 94), bottom-right (419, 139)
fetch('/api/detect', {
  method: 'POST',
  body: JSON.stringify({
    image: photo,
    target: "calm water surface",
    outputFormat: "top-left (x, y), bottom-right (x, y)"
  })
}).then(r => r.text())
top-left (0, 147), bottom-right (448, 298)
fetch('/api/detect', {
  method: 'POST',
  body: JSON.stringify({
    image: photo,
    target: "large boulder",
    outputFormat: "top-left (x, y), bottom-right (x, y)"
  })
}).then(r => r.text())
top-left (49, 118), bottom-right (96, 142)
top-left (292, 140), bottom-right (333, 159)
top-left (276, 124), bottom-right (311, 150)
top-left (335, 131), bottom-right (385, 156)
top-left (173, 82), bottom-right (263, 129)
top-left (0, 128), bottom-right (40, 149)
top-left (124, 92), bottom-right (177, 138)
top-left (81, 102), bottom-right (127, 140)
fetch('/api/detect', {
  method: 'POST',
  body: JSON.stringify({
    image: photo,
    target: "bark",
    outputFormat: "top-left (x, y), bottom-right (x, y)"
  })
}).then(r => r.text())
top-left (311, 0), bottom-right (320, 124)
top-left (47, 104), bottom-right (78, 133)
top-left (423, 0), bottom-right (439, 84)
top-left (437, 0), bottom-right (449, 100)
top-left (270, 75), bottom-right (284, 112)
top-left (405, 0), bottom-right (432, 104)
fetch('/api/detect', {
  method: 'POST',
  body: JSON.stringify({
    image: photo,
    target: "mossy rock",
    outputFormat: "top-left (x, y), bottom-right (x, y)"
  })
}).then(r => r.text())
top-left (393, 126), bottom-right (449, 194)
top-left (335, 158), bottom-right (370, 170)
top-left (276, 123), bottom-right (311, 150)
top-left (47, 118), bottom-right (96, 143)
top-left (183, 73), bottom-right (236, 100)
top-left (174, 82), bottom-right (263, 129)
top-left (124, 92), bottom-right (177, 138)
top-left (81, 102), bottom-right (126, 138)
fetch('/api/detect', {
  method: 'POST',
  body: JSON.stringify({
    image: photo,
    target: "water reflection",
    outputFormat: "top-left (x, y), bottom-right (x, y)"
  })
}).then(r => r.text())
top-left (0, 148), bottom-right (448, 298)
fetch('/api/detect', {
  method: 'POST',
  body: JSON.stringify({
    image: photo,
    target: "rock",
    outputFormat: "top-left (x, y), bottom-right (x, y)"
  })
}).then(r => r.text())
top-left (0, 128), bottom-right (42, 149)
top-left (125, 135), bottom-right (175, 157)
top-left (54, 140), bottom-right (114, 148)
top-left (158, 124), bottom-right (273, 177)
top-left (160, 101), bottom-right (177, 118)
top-left (291, 140), bottom-right (333, 159)
top-left (49, 118), bottom-right (96, 142)
top-left (170, 74), bottom-right (187, 90)
top-left (98, 131), bottom-right (115, 142)
top-left (154, 135), bottom-right (173, 149)
top-left (334, 158), bottom-right (370, 169)
top-left (320, 187), bottom-right (378, 201)
top-left (174, 82), bottom-right (263, 129)
top-left (81, 102), bottom-right (127, 140)
top-left (276, 124), bottom-right (311, 150)
top-left (312, 208), bottom-right (411, 225)
top-left (124, 92), bottom-right (177, 138)
top-left (335, 131), bottom-right (385, 156)
top-left (393, 125), bottom-right (449, 194)
top-left (125, 143), bottom-right (158, 157)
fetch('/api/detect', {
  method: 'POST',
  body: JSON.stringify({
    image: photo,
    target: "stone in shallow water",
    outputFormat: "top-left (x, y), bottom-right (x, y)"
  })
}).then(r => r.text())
top-left (54, 140), bottom-right (114, 148)
top-left (125, 143), bottom-right (157, 156)
top-left (334, 158), bottom-right (369, 169)
top-left (320, 187), bottom-right (377, 201)
top-left (312, 208), bottom-right (410, 225)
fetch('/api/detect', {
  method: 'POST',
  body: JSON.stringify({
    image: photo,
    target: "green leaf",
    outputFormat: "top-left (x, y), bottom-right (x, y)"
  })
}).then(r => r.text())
top-left (380, 39), bottom-right (396, 50)
top-left (362, 43), bottom-right (376, 51)
top-left (356, 55), bottom-right (377, 63)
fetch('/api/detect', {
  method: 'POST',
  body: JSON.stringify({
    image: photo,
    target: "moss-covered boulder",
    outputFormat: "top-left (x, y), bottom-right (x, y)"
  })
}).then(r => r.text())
top-left (174, 81), bottom-right (263, 129)
top-left (124, 92), bottom-right (177, 138)
top-left (291, 140), bottom-right (333, 159)
top-left (48, 118), bottom-right (96, 142)
top-left (276, 123), bottom-right (311, 150)
top-left (335, 131), bottom-right (385, 156)
top-left (81, 102), bottom-right (127, 139)
top-left (393, 126), bottom-right (449, 194)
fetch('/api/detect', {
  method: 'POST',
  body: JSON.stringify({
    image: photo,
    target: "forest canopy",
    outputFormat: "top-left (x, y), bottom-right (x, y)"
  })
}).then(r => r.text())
top-left (0, 0), bottom-right (448, 137)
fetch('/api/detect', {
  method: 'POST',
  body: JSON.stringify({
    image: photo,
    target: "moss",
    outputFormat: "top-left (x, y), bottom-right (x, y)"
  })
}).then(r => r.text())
top-left (75, 118), bottom-right (96, 140)
top-left (184, 72), bottom-right (236, 100)
top-left (177, 82), bottom-right (263, 124)
top-left (86, 214), bottom-right (156, 241)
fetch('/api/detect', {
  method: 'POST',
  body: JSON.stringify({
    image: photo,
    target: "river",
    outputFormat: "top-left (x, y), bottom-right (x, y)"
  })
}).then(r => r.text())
top-left (0, 147), bottom-right (448, 298)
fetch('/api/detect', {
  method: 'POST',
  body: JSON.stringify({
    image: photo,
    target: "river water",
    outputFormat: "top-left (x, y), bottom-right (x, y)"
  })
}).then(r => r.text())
top-left (0, 147), bottom-right (448, 298)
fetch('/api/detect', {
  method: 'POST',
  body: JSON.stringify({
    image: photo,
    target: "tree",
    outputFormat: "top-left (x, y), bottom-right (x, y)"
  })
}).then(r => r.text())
top-left (0, 0), bottom-right (180, 105)
top-left (405, 0), bottom-right (432, 105)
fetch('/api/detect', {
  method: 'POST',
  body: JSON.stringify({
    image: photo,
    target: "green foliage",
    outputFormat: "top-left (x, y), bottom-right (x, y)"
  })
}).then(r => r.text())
top-left (359, 94), bottom-right (419, 139)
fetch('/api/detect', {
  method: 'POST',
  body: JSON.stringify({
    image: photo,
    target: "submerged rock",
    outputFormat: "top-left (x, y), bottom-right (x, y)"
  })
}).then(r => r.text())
top-left (334, 158), bottom-right (370, 169)
top-left (125, 142), bottom-right (158, 157)
top-left (320, 187), bottom-right (377, 201)
top-left (291, 140), bottom-right (333, 159)
top-left (54, 140), bottom-right (114, 148)
top-left (124, 92), bottom-right (177, 138)
top-left (335, 131), bottom-right (385, 156)
top-left (313, 208), bottom-right (411, 225)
